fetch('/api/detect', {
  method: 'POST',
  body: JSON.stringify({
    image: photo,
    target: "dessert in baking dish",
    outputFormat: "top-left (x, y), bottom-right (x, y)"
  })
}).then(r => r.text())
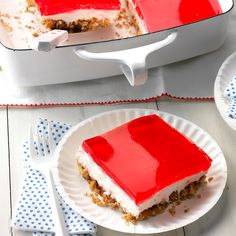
top-left (76, 114), bottom-right (212, 222)
top-left (27, 0), bottom-right (222, 34)
top-left (27, 0), bottom-right (121, 32)
top-left (128, 0), bottom-right (223, 33)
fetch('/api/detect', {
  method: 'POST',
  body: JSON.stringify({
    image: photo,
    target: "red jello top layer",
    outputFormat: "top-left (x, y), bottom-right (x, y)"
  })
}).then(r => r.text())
top-left (133, 0), bottom-right (222, 32)
top-left (34, 0), bottom-right (121, 16)
top-left (82, 114), bottom-right (212, 204)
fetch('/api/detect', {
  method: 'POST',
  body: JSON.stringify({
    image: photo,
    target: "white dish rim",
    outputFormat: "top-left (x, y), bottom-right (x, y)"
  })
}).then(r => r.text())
top-left (214, 51), bottom-right (236, 131)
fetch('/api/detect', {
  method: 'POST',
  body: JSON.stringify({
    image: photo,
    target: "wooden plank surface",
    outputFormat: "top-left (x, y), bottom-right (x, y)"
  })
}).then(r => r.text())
top-left (4, 100), bottom-right (235, 236)
top-left (7, 102), bottom-right (182, 236)
top-left (0, 107), bottom-right (12, 236)
top-left (158, 100), bottom-right (236, 236)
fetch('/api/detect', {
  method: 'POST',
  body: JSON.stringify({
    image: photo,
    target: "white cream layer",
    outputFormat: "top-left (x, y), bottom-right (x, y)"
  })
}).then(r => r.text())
top-left (42, 9), bottom-right (120, 23)
top-left (77, 145), bottom-right (207, 217)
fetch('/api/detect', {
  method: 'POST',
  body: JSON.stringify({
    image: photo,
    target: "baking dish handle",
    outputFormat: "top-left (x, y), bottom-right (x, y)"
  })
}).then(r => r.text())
top-left (74, 31), bottom-right (177, 86)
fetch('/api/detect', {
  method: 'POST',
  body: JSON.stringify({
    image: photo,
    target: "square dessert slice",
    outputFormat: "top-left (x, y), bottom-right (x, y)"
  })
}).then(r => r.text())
top-left (127, 0), bottom-right (222, 33)
top-left (27, 0), bottom-right (121, 32)
top-left (76, 114), bottom-right (212, 222)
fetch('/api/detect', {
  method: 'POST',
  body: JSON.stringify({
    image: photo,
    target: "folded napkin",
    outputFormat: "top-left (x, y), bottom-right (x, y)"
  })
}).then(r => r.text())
top-left (12, 119), bottom-right (97, 236)
top-left (224, 76), bottom-right (236, 119)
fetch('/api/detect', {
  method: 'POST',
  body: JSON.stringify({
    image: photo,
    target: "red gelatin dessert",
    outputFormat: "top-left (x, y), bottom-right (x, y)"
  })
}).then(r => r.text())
top-left (27, 0), bottom-right (222, 34)
top-left (128, 0), bottom-right (222, 33)
top-left (76, 114), bottom-right (212, 222)
top-left (27, 0), bottom-right (121, 32)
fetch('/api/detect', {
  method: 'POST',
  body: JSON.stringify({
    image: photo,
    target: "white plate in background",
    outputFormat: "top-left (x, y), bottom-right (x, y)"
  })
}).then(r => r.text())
top-left (53, 109), bottom-right (227, 234)
top-left (214, 52), bottom-right (236, 131)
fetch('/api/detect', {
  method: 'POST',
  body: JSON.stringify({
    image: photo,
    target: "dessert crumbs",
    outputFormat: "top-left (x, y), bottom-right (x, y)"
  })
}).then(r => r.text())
top-left (115, 23), bottom-right (122, 29)
top-left (168, 206), bottom-right (176, 216)
top-left (77, 161), bottom-right (208, 224)
top-left (0, 18), bottom-right (13, 32)
top-left (115, 32), bottom-right (121, 38)
top-left (208, 177), bottom-right (214, 183)
top-left (25, 25), bottom-right (34, 30)
top-left (32, 32), bottom-right (39, 37)
top-left (0, 13), bottom-right (10, 19)
top-left (25, 6), bottom-right (36, 14)
top-left (184, 208), bottom-right (190, 213)
top-left (26, 0), bottom-right (35, 8)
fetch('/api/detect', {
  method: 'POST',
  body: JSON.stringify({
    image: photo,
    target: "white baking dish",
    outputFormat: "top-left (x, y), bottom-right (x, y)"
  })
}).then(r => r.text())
top-left (0, 0), bottom-right (234, 86)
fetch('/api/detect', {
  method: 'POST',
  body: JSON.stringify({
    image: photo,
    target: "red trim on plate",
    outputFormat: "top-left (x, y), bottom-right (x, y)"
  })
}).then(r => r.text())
top-left (0, 93), bottom-right (214, 107)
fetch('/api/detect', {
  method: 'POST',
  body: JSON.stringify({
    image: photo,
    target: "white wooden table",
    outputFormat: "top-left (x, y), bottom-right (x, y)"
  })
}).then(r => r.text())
top-left (0, 100), bottom-right (236, 236)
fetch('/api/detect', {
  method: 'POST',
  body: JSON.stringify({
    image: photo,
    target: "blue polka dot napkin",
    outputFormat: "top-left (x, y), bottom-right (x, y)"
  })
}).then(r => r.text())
top-left (224, 76), bottom-right (236, 99)
top-left (12, 119), bottom-right (97, 236)
top-left (226, 99), bottom-right (236, 119)
top-left (224, 76), bottom-right (236, 119)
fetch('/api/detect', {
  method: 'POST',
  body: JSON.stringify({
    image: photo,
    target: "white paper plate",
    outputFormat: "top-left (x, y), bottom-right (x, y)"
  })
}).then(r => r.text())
top-left (214, 52), bottom-right (236, 131)
top-left (53, 109), bottom-right (227, 234)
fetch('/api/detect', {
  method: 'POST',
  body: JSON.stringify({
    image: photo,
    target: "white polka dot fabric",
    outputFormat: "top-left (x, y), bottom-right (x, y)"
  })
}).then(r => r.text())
top-left (224, 76), bottom-right (236, 99)
top-left (224, 76), bottom-right (236, 119)
top-left (227, 99), bottom-right (236, 119)
top-left (12, 119), bottom-right (97, 236)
